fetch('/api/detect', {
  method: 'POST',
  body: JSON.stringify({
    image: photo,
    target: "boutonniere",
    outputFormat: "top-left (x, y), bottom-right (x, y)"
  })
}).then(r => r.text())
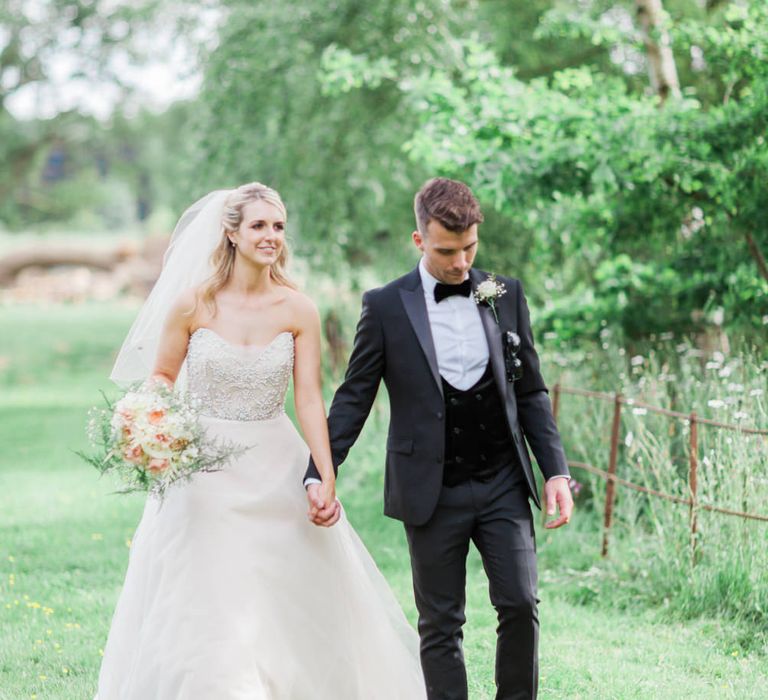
top-left (473, 274), bottom-right (507, 324)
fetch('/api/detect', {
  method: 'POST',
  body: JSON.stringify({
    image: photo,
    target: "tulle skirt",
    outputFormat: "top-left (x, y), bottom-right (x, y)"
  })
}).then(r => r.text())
top-left (95, 413), bottom-right (426, 699)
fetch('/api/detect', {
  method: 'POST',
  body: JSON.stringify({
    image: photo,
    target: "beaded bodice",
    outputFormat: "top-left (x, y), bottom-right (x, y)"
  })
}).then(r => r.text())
top-left (186, 328), bottom-right (294, 421)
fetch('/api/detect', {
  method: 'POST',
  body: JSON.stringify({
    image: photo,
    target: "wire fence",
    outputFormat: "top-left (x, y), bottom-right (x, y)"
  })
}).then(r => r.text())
top-left (549, 384), bottom-right (768, 562)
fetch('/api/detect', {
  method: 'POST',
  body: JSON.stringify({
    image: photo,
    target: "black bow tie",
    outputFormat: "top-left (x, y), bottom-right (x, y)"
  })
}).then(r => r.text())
top-left (434, 278), bottom-right (472, 303)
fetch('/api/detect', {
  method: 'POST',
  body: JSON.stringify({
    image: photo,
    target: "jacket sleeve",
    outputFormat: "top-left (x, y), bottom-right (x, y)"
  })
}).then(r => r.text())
top-left (513, 279), bottom-right (570, 481)
top-left (304, 290), bottom-right (385, 482)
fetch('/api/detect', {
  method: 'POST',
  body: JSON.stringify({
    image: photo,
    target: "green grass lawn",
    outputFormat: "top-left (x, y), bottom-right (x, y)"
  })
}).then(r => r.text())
top-left (1, 303), bottom-right (766, 699)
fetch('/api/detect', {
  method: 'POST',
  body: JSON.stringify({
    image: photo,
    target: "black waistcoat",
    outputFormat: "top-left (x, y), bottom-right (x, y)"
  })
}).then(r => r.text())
top-left (441, 363), bottom-right (518, 487)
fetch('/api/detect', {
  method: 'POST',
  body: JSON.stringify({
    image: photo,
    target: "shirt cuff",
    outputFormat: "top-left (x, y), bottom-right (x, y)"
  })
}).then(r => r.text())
top-left (304, 478), bottom-right (322, 488)
top-left (546, 475), bottom-right (570, 482)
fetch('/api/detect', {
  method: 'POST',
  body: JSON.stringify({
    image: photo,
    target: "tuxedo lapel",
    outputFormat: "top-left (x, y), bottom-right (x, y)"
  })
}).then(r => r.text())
top-left (399, 270), bottom-right (444, 399)
top-left (471, 268), bottom-right (507, 401)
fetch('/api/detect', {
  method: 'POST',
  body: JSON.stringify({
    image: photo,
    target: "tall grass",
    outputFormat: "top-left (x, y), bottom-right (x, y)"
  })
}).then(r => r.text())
top-left (539, 336), bottom-right (768, 649)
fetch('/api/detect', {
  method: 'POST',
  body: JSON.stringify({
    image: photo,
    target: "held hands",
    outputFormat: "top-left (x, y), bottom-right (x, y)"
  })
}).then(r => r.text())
top-left (543, 477), bottom-right (574, 529)
top-left (306, 481), bottom-right (341, 528)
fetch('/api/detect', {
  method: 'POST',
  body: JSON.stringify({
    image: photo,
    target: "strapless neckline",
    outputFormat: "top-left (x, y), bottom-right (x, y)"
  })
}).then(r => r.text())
top-left (190, 327), bottom-right (293, 352)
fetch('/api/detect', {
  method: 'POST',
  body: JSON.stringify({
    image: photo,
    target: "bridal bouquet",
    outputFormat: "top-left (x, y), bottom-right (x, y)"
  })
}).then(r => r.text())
top-left (80, 381), bottom-right (241, 498)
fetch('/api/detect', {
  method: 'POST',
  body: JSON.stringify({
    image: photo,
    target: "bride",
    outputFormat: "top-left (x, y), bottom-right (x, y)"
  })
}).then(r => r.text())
top-left (95, 183), bottom-right (426, 699)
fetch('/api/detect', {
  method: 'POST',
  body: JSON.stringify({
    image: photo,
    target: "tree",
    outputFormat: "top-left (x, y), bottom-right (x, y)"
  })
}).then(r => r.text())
top-left (318, 1), bottom-right (768, 342)
top-left (189, 0), bottom-right (611, 276)
top-left (0, 0), bottom-right (202, 229)
top-left (635, 0), bottom-right (681, 102)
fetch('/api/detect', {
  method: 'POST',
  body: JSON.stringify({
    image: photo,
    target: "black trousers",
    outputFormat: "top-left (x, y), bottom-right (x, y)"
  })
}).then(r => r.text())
top-left (404, 467), bottom-right (539, 700)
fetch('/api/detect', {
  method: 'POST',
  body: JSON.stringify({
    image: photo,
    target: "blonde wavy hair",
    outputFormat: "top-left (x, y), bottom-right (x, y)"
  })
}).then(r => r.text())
top-left (197, 182), bottom-right (296, 314)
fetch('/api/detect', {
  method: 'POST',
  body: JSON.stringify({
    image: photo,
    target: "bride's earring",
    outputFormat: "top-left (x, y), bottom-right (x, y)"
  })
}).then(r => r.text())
top-left (230, 239), bottom-right (237, 248)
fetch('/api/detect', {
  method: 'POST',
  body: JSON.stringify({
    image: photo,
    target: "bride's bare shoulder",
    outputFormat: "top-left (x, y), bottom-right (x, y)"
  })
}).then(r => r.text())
top-left (165, 287), bottom-right (205, 329)
top-left (167, 287), bottom-right (200, 314)
top-left (281, 287), bottom-right (320, 325)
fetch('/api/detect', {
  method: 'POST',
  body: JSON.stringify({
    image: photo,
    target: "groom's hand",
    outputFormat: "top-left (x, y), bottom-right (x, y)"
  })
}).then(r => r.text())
top-left (306, 483), bottom-right (341, 527)
top-left (544, 477), bottom-right (573, 529)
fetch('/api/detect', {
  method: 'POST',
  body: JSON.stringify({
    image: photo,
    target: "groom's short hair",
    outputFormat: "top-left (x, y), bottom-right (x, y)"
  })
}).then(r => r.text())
top-left (414, 177), bottom-right (484, 235)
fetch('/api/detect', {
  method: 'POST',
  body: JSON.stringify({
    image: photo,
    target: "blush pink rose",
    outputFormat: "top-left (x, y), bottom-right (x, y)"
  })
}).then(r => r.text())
top-left (148, 409), bottom-right (166, 425)
top-left (147, 457), bottom-right (169, 475)
top-left (123, 445), bottom-right (144, 464)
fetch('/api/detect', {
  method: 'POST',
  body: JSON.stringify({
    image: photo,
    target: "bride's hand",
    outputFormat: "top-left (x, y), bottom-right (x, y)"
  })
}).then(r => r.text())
top-left (306, 482), bottom-right (341, 528)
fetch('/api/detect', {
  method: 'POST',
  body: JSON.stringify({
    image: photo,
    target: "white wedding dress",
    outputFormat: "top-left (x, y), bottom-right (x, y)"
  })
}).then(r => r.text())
top-left (95, 328), bottom-right (426, 699)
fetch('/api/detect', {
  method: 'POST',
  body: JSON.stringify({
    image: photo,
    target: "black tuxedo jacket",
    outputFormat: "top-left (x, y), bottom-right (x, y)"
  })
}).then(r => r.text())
top-left (305, 266), bottom-right (569, 526)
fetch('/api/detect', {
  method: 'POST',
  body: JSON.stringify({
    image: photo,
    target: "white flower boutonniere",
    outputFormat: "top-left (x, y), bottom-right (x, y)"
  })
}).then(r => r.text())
top-left (473, 274), bottom-right (507, 324)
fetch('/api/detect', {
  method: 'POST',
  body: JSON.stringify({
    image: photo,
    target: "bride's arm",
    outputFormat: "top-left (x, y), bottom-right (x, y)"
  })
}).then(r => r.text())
top-left (292, 295), bottom-right (336, 495)
top-left (150, 288), bottom-right (197, 387)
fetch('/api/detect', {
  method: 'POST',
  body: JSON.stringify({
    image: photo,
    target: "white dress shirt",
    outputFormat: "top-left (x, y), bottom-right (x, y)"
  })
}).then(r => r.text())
top-left (418, 259), bottom-right (489, 390)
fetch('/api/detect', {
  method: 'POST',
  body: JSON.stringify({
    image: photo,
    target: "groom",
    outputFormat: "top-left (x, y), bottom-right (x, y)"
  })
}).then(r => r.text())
top-left (305, 177), bottom-right (573, 700)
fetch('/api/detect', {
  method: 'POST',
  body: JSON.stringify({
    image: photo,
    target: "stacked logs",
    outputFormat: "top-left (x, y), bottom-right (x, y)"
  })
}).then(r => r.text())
top-left (0, 235), bottom-right (169, 303)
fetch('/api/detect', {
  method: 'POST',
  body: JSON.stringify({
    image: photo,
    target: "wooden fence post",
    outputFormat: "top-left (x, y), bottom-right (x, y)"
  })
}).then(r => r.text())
top-left (602, 393), bottom-right (623, 557)
top-left (689, 411), bottom-right (699, 564)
